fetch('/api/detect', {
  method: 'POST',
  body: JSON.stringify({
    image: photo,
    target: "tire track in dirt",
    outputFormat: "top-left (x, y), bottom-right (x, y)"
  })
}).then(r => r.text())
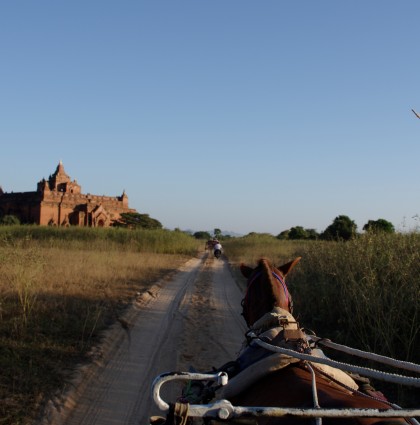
top-left (177, 254), bottom-right (246, 372)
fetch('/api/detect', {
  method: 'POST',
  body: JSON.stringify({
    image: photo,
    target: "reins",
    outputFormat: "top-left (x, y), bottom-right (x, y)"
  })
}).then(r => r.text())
top-left (248, 331), bottom-right (420, 388)
top-left (309, 335), bottom-right (420, 375)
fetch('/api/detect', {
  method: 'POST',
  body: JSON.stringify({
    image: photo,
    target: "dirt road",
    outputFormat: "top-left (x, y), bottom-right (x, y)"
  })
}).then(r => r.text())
top-left (48, 252), bottom-right (247, 425)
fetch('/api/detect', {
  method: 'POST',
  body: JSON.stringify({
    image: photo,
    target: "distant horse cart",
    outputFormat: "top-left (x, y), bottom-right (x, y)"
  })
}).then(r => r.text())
top-left (150, 258), bottom-right (420, 425)
top-left (206, 240), bottom-right (218, 250)
top-left (205, 239), bottom-right (222, 259)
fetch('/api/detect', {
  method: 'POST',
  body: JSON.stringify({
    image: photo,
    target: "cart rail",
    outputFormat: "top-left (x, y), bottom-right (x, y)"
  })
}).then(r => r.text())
top-left (151, 372), bottom-right (420, 421)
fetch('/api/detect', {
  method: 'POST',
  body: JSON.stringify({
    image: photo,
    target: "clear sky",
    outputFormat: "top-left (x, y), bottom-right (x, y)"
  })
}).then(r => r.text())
top-left (1, 1), bottom-right (420, 235)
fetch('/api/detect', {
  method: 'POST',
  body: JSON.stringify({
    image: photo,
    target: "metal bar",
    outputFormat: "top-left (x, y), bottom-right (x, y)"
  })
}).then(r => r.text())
top-left (151, 372), bottom-right (420, 420)
top-left (187, 400), bottom-right (420, 420)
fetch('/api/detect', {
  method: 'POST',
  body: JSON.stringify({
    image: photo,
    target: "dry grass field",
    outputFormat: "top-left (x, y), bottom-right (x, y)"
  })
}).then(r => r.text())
top-left (0, 226), bottom-right (201, 425)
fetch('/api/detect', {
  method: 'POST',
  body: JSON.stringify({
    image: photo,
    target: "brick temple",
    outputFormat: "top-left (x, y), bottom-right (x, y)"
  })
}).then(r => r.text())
top-left (0, 161), bottom-right (136, 227)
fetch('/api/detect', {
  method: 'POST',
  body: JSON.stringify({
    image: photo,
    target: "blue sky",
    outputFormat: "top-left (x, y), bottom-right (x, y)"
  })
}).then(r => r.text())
top-left (1, 1), bottom-right (420, 235)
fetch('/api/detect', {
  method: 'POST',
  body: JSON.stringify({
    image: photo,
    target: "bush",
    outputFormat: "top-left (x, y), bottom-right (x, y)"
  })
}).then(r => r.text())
top-left (0, 214), bottom-right (20, 225)
top-left (321, 215), bottom-right (357, 241)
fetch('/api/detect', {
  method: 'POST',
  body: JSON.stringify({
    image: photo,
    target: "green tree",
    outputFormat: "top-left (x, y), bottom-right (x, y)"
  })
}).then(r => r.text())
top-left (193, 231), bottom-right (211, 240)
top-left (363, 219), bottom-right (395, 234)
top-left (0, 214), bottom-right (20, 225)
top-left (321, 215), bottom-right (357, 241)
top-left (305, 228), bottom-right (319, 240)
top-left (277, 228), bottom-right (319, 240)
top-left (213, 228), bottom-right (222, 239)
top-left (114, 212), bottom-right (162, 229)
top-left (288, 226), bottom-right (308, 240)
top-left (276, 230), bottom-right (290, 240)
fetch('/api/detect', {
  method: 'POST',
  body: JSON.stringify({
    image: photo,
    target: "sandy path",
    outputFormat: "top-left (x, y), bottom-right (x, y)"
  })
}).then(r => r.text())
top-left (49, 252), bottom-right (246, 425)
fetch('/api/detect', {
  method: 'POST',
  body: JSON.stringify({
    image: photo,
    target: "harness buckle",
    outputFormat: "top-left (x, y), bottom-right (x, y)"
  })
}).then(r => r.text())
top-left (283, 328), bottom-right (311, 353)
top-left (278, 317), bottom-right (290, 327)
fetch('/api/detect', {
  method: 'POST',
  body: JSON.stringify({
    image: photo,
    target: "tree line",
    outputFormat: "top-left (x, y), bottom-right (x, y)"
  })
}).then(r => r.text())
top-left (0, 211), bottom-right (397, 242)
top-left (191, 216), bottom-right (396, 242)
top-left (277, 215), bottom-right (395, 241)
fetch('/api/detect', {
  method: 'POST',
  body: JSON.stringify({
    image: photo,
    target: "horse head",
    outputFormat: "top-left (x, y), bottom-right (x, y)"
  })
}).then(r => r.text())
top-left (240, 257), bottom-right (301, 327)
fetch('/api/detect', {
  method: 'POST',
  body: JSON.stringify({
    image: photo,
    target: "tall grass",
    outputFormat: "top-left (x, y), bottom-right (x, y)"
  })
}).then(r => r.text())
top-left (223, 233), bottom-right (308, 265)
top-left (0, 227), bottom-right (202, 425)
top-left (287, 233), bottom-right (420, 362)
top-left (0, 225), bottom-right (200, 254)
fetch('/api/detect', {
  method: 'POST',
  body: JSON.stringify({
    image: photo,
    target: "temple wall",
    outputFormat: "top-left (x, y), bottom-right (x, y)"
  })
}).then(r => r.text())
top-left (0, 192), bottom-right (41, 224)
top-left (36, 195), bottom-right (135, 226)
top-left (0, 163), bottom-right (136, 227)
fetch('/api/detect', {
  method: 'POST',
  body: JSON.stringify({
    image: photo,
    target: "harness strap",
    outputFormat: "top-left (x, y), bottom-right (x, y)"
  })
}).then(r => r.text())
top-left (173, 402), bottom-right (189, 425)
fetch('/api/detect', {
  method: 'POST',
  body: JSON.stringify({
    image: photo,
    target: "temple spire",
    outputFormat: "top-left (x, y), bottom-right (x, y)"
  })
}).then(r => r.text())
top-left (57, 160), bottom-right (65, 174)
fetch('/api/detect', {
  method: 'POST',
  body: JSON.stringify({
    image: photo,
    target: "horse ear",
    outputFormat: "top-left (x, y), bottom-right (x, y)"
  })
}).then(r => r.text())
top-left (278, 257), bottom-right (302, 277)
top-left (240, 263), bottom-right (254, 278)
